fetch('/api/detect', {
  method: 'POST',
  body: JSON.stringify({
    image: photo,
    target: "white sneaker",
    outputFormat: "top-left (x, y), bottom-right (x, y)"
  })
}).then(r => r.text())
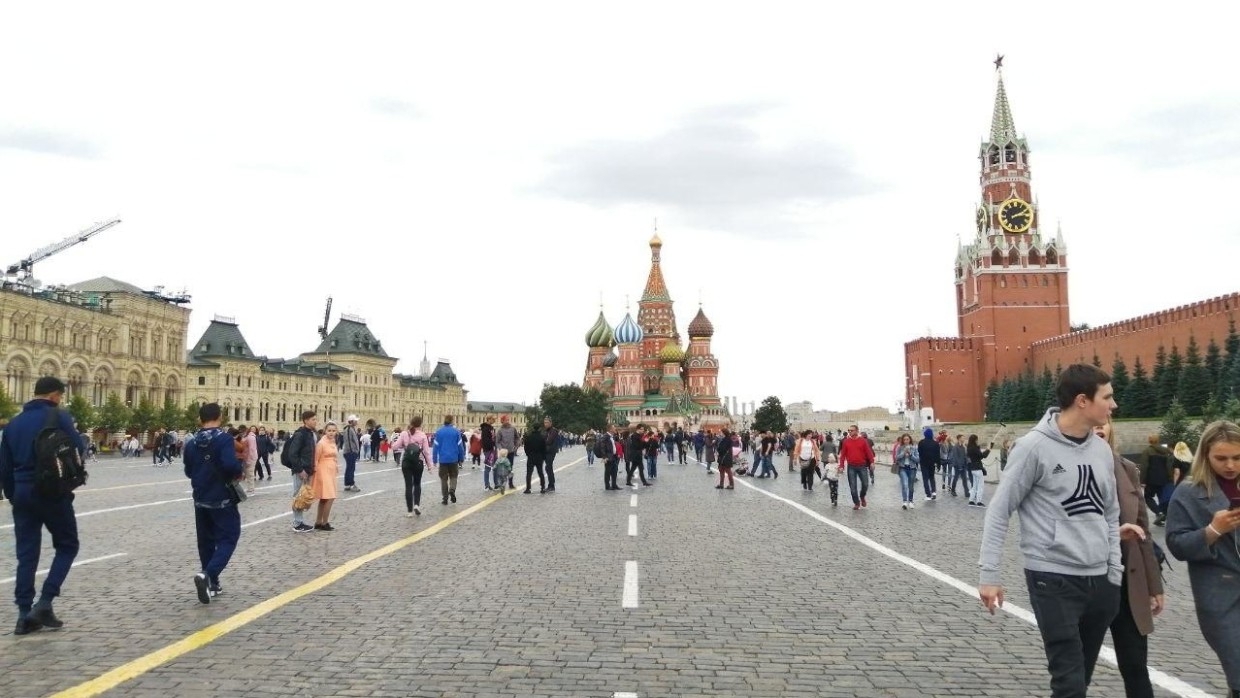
top-left (908, 501), bottom-right (915, 509)
top-left (901, 502), bottom-right (907, 510)
top-left (924, 495), bottom-right (933, 502)
top-left (406, 511), bottom-right (414, 518)
top-left (413, 506), bottom-right (421, 516)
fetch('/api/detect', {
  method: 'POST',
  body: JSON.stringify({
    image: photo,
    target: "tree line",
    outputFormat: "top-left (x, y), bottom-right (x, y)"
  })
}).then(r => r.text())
top-left (0, 386), bottom-right (210, 441)
top-left (987, 321), bottom-right (1240, 424)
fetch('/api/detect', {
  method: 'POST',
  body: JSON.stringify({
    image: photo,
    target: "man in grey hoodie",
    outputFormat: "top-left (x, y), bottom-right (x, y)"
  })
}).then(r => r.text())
top-left (978, 364), bottom-right (1123, 698)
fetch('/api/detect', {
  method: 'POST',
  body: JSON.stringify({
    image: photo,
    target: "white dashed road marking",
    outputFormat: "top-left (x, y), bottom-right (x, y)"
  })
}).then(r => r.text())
top-left (622, 561), bottom-right (639, 608)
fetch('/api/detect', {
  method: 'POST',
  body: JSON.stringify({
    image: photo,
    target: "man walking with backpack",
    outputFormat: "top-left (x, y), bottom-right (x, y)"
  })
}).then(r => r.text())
top-left (598, 425), bottom-right (620, 490)
top-left (183, 403), bottom-right (243, 603)
top-left (282, 410), bottom-right (318, 532)
top-left (0, 377), bottom-right (85, 635)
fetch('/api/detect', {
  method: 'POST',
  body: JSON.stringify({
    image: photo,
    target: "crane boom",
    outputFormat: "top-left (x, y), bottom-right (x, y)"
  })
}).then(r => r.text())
top-left (5, 218), bottom-right (122, 278)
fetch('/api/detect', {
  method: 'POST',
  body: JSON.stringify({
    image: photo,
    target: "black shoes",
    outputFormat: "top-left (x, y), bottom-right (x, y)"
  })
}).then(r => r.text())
top-left (449, 491), bottom-right (457, 503)
top-left (442, 497), bottom-right (449, 505)
top-left (314, 523), bottom-right (335, 531)
top-left (523, 489), bottom-right (532, 494)
top-left (14, 615), bottom-right (43, 635)
top-left (194, 572), bottom-right (211, 604)
top-left (545, 485), bottom-right (555, 493)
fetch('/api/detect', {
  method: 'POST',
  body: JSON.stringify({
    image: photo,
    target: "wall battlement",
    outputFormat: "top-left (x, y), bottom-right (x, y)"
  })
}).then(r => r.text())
top-left (1031, 292), bottom-right (1240, 350)
top-left (905, 336), bottom-right (977, 352)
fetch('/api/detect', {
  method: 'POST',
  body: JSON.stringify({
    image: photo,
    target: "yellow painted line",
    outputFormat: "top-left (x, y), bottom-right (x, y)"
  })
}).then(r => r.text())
top-left (51, 454), bottom-right (585, 698)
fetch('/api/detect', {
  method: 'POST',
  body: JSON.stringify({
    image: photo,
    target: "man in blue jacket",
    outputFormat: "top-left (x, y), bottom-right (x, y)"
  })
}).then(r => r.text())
top-left (0, 376), bottom-right (85, 635)
top-left (183, 403), bottom-right (243, 604)
top-left (433, 415), bottom-right (463, 505)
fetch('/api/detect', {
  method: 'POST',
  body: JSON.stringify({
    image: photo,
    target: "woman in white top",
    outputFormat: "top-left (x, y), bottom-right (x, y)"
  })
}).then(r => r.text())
top-left (795, 430), bottom-right (821, 492)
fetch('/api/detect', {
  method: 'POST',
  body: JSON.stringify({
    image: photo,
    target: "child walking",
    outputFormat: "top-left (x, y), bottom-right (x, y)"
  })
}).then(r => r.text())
top-left (493, 449), bottom-right (513, 494)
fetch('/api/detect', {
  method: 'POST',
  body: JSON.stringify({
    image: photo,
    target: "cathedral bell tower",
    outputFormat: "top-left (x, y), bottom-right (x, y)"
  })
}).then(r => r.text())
top-left (957, 57), bottom-right (1071, 385)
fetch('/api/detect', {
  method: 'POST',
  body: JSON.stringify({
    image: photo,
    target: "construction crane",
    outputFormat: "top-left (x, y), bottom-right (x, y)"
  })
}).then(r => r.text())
top-left (4, 218), bottom-right (121, 283)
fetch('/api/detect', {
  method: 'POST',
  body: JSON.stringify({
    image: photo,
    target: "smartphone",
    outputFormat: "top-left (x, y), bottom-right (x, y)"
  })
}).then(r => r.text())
top-left (1230, 498), bottom-right (1240, 511)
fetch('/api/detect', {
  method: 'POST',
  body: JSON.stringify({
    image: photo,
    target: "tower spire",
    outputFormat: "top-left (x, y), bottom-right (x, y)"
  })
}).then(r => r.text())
top-left (990, 56), bottom-right (1018, 144)
top-left (420, 340), bottom-right (430, 378)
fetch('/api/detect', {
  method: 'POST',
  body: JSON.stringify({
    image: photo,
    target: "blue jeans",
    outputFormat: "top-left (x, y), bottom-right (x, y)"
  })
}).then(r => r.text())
top-left (846, 465), bottom-right (869, 504)
top-left (292, 475), bottom-right (306, 525)
top-left (756, 454), bottom-right (774, 477)
top-left (646, 454), bottom-right (658, 478)
top-left (343, 452), bottom-right (358, 487)
top-left (899, 466), bottom-right (917, 502)
top-left (969, 470), bottom-right (986, 503)
top-left (10, 487), bottom-right (79, 609)
top-left (586, 448), bottom-right (595, 465)
top-left (483, 464), bottom-right (494, 488)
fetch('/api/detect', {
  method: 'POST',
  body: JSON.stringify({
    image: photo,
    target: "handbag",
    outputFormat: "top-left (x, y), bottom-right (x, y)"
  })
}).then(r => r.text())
top-left (292, 482), bottom-right (316, 511)
top-left (199, 435), bottom-right (247, 505)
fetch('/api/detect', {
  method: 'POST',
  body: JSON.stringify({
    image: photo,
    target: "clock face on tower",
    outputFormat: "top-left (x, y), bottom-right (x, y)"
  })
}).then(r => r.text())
top-left (999, 197), bottom-right (1033, 233)
top-left (976, 206), bottom-right (988, 233)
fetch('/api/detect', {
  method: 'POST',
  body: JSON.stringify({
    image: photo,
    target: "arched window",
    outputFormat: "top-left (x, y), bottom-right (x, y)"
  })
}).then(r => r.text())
top-left (1046, 248), bottom-right (1058, 265)
top-left (1008, 248), bottom-right (1019, 266)
top-left (991, 249), bottom-right (1002, 267)
top-left (988, 146), bottom-right (1000, 165)
top-left (1028, 248), bottom-right (1041, 266)
top-left (1005, 144), bottom-right (1017, 162)
top-left (5, 357), bottom-right (30, 402)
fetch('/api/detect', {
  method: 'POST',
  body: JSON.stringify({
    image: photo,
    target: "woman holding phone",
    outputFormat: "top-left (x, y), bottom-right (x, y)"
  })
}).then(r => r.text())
top-left (1166, 420), bottom-right (1240, 697)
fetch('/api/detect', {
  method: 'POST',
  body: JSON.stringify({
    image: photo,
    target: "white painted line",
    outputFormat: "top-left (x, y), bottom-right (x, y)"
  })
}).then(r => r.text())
top-left (356, 467), bottom-right (400, 477)
top-left (0, 553), bottom-right (127, 585)
top-left (622, 561), bottom-right (639, 608)
top-left (628, 514), bottom-right (638, 537)
top-left (630, 494), bottom-right (638, 507)
top-left (737, 477), bottom-right (1219, 698)
top-left (78, 479), bottom-right (186, 493)
top-left (345, 489), bottom-right (383, 501)
top-left (614, 693), bottom-right (639, 698)
top-left (0, 496), bottom-right (194, 530)
top-left (241, 511), bottom-right (291, 529)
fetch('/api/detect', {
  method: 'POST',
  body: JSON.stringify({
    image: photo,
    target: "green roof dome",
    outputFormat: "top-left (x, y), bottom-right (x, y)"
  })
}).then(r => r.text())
top-left (585, 311), bottom-right (615, 348)
top-left (659, 342), bottom-right (685, 363)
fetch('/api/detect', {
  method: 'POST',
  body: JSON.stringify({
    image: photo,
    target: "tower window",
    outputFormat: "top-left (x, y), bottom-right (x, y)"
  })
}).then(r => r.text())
top-left (1005, 144), bottom-right (1017, 162)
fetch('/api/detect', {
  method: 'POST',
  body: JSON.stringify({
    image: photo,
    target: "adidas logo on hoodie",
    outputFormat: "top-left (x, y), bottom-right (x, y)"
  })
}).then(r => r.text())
top-left (1052, 464), bottom-right (1066, 474)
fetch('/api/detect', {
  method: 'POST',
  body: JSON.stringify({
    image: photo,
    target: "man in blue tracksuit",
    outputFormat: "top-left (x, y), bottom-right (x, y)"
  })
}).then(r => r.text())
top-left (433, 415), bottom-right (464, 505)
top-left (0, 376), bottom-right (85, 635)
top-left (183, 402), bottom-right (243, 604)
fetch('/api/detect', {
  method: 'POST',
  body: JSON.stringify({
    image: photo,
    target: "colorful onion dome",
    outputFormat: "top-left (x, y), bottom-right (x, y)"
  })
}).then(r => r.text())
top-left (585, 311), bottom-right (615, 348)
top-left (688, 307), bottom-right (714, 338)
top-left (601, 351), bottom-right (618, 368)
top-left (659, 342), bottom-right (685, 363)
top-left (614, 312), bottom-right (644, 344)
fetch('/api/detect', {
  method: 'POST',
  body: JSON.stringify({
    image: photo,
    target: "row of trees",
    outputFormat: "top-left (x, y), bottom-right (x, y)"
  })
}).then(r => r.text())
top-left (523, 383), bottom-right (609, 434)
top-left (987, 323), bottom-right (1240, 422)
top-left (0, 384), bottom-right (206, 438)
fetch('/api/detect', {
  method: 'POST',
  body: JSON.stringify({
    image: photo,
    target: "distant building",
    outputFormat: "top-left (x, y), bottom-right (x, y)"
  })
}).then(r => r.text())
top-left (1, 276), bottom-right (189, 408)
top-left (903, 61), bottom-right (1240, 422)
top-left (582, 232), bottom-right (730, 429)
top-left (466, 401), bottom-right (529, 431)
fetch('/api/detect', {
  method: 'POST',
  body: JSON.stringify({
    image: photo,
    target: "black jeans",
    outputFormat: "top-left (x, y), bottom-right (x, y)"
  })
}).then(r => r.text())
top-left (800, 464), bottom-right (816, 489)
top-left (604, 457), bottom-right (619, 489)
top-left (526, 457), bottom-right (545, 491)
top-left (402, 462), bottom-right (424, 511)
top-left (1109, 577), bottom-right (1154, 698)
top-left (1025, 570), bottom-right (1120, 698)
top-left (544, 452), bottom-right (557, 487)
top-left (626, 457), bottom-right (648, 485)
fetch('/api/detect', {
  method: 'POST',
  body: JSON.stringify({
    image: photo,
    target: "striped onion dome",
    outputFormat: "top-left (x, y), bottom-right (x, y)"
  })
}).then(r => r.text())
top-left (585, 311), bottom-right (615, 348)
top-left (601, 351), bottom-right (618, 368)
top-left (659, 342), bottom-right (685, 363)
top-left (614, 312), bottom-right (644, 344)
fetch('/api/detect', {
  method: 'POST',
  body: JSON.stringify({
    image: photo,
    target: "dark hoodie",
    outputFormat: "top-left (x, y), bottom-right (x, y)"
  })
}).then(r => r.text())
top-left (523, 427), bottom-right (546, 463)
top-left (184, 428), bottom-right (243, 508)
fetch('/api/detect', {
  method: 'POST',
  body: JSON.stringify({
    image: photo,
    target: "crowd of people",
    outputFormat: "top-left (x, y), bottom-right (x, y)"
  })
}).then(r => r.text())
top-left (3, 366), bottom-right (1240, 698)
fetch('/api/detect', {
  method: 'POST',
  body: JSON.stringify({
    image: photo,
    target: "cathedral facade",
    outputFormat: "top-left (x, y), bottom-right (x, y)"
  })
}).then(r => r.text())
top-left (582, 234), bottom-right (729, 428)
top-left (904, 62), bottom-right (1240, 423)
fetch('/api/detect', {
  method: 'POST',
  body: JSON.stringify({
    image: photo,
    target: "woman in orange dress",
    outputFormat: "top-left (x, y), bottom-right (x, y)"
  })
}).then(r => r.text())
top-left (313, 422), bottom-right (340, 531)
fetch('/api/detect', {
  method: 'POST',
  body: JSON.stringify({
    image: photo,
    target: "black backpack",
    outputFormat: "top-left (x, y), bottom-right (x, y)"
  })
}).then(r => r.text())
top-left (33, 408), bottom-right (88, 497)
top-left (280, 430), bottom-right (301, 468)
top-left (401, 440), bottom-right (423, 471)
top-left (593, 436), bottom-right (610, 459)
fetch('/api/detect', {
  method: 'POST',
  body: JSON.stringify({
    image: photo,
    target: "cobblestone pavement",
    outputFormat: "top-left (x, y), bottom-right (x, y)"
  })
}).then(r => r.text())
top-left (0, 448), bottom-right (1230, 697)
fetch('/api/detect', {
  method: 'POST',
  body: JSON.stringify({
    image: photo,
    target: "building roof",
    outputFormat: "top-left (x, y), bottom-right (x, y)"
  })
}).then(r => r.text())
top-left (189, 318), bottom-right (261, 362)
top-left (394, 359), bottom-right (462, 389)
top-left (688, 307), bottom-right (714, 338)
top-left (313, 318), bottom-right (389, 357)
top-left (585, 310), bottom-right (615, 348)
top-left (986, 68), bottom-right (1027, 150)
top-left (615, 312), bottom-right (644, 344)
top-left (67, 276), bottom-right (147, 295)
top-left (260, 357), bottom-right (346, 377)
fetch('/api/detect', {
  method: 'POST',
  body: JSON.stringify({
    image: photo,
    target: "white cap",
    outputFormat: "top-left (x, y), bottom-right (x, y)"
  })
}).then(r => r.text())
top-left (347, 414), bottom-right (358, 422)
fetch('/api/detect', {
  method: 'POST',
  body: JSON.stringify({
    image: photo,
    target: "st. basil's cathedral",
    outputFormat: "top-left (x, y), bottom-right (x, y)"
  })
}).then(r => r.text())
top-left (582, 232), bottom-right (731, 428)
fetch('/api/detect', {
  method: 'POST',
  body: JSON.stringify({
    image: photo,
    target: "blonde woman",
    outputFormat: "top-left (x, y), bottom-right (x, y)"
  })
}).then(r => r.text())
top-left (1166, 421), bottom-right (1240, 697)
top-left (313, 422), bottom-right (341, 531)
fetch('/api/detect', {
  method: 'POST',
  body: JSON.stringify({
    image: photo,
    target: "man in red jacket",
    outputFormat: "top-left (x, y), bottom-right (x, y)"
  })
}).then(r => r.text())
top-left (839, 424), bottom-right (875, 510)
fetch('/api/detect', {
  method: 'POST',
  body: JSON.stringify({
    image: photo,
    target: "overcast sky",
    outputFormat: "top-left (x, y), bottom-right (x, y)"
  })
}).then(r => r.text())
top-left (2, 2), bottom-right (1238, 414)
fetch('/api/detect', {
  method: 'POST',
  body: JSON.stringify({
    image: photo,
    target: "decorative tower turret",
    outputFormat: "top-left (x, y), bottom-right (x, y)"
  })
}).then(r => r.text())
top-left (612, 310), bottom-right (645, 407)
top-left (582, 309), bottom-right (615, 391)
top-left (637, 230), bottom-right (677, 394)
top-left (957, 56), bottom-right (1070, 386)
top-left (658, 341), bottom-right (685, 396)
top-left (685, 305), bottom-right (720, 409)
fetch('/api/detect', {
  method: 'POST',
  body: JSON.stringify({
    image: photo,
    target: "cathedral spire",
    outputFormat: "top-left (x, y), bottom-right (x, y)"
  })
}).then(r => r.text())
top-left (990, 58), bottom-right (1018, 144)
top-left (420, 340), bottom-right (430, 378)
top-left (641, 227), bottom-right (669, 302)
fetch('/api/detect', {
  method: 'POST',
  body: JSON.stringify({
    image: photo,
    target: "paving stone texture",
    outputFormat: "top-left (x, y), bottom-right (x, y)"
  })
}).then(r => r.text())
top-left (0, 447), bottom-right (1231, 697)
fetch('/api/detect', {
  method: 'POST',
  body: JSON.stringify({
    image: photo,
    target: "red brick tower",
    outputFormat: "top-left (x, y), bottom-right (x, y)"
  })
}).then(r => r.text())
top-left (959, 62), bottom-right (1070, 386)
top-left (637, 230), bottom-right (677, 394)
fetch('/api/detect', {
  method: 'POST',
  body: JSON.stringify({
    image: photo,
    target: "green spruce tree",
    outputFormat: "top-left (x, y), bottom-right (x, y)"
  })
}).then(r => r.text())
top-left (1018, 369), bottom-right (1042, 420)
top-left (158, 397), bottom-right (183, 432)
top-left (1110, 355), bottom-right (1130, 412)
top-left (0, 383), bottom-right (17, 420)
top-left (984, 380), bottom-right (1001, 422)
top-left (1206, 337), bottom-right (1224, 396)
top-left (1160, 398), bottom-right (1192, 447)
top-left (1126, 357), bottom-right (1157, 418)
top-left (97, 392), bottom-right (131, 435)
top-left (67, 393), bottom-right (95, 431)
top-left (1178, 335), bottom-right (1213, 416)
top-left (1091, 352), bottom-right (1103, 368)
top-left (129, 396), bottom-right (159, 438)
top-left (1038, 365), bottom-right (1056, 415)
